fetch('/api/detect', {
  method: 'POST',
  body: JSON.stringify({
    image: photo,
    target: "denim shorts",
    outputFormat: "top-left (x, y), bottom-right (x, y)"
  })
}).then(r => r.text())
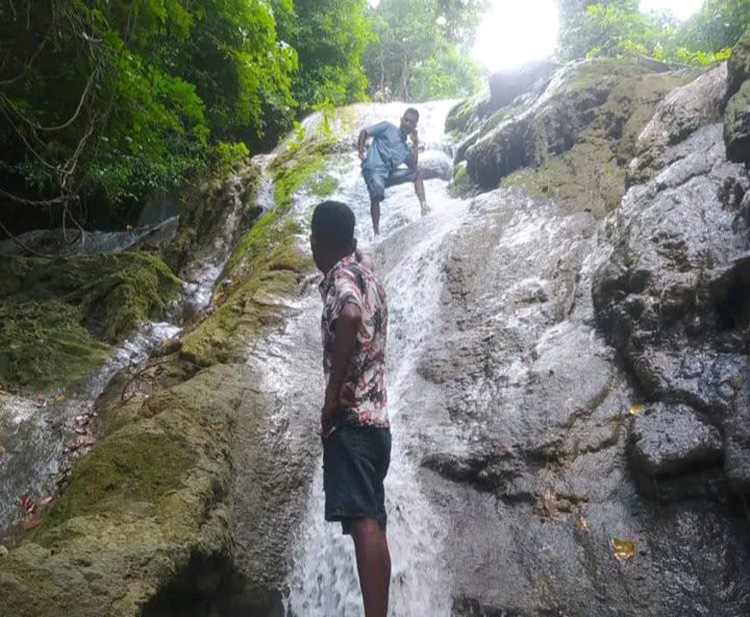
top-left (323, 424), bottom-right (392, 535)
top-left (363, 167), bottom-right (417, 202)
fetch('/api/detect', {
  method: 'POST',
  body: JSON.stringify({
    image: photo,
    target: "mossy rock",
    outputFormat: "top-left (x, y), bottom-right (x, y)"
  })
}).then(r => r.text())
top-left (0, 300), bottom-right (110, 391)
top-left (0, 364), bottom-right (244, 617)
top-left (165, 162), bottom-right (262, 275)
top-left (728, 26), bottom-right (750, 99)
top-left (0, 252), bottom-right (180, 391)
top-left (725, 79), bottom-right (750, 164)
top-left (0, 109), bottom-right (323, 615)
top-left (464, 59), bottom-right (688, 209)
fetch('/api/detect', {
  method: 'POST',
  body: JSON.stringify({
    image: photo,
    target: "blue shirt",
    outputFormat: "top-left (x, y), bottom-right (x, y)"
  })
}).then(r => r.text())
top-left (362, 121), bottom-right (414, 174)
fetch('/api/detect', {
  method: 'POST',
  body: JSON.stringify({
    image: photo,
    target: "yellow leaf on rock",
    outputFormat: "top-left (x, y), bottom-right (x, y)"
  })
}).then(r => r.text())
top-left (57, 395), bottom-right (66, 402)
top-left (629, 404), bottom-right (645, 416)
top-left (21, 517), bottom-right (43, 531)
top-left (612, 538), bottom-right (636, 562)
top-left (577, 516), bottom-right (590, 532)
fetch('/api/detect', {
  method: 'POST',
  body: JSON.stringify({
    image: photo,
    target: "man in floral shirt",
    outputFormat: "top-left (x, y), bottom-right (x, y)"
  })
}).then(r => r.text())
top-left (311, 200), bottom-right (391, 617)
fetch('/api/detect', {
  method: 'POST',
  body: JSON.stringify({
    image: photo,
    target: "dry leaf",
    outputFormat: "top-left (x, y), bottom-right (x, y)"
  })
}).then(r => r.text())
top-left (57, 394), bottom-right (66, 402)
top-left (126, 224), bottom-right (133, 231)
top-left (611, 538), bottom-right (636, 562)
top-left (577, 516), bottom-right (590, 532)
top-left (21, 517), bottom-right (43, 531)
top-left (629, 404), bottom-right (645, 417)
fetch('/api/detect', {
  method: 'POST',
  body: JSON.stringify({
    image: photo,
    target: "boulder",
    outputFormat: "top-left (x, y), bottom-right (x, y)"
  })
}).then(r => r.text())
top-left (629, 403), bottom-right (723, 478)
top-left (629, 62), bottom-right (728, 184)
top-left (488, 59), bottom-right (560, 110)
top-left (728, 26), bottom-right (750, 99)
top-left (725, 79), bottom-right (750, 165)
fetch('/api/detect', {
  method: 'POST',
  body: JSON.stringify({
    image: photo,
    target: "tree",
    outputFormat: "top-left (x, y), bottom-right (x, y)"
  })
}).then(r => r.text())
top-left (556, 0), bottom-right (747, 64)
top-left (677, 0), bottom-right (750, 53)
top-left (0, 0), bottom-right (297, 225)
top-left (275, 0), bottom-right (373, 112)
top-left (363, 0), bottom-right (483, 102)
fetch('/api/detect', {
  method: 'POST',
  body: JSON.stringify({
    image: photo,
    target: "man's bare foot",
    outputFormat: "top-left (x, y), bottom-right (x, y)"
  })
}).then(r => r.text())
top-left (420, 202), bottom-right (430, 216)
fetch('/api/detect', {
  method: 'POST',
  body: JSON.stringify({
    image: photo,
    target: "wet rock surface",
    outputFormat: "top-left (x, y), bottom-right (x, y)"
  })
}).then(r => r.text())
top-left (420, 58), bottom-right (750, 616)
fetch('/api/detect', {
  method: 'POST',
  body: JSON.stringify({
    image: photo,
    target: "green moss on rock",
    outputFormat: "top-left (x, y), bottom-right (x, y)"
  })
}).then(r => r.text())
top-left (0, 365), bottom-right (244, 617)
top-left (728, 26), bottom-right (750, 98)
top-left (0, 300), bottom-right (110, 390)
top-left (165, 162), bottom-right (262, 274)
top-left (465, 59), bottom-right (688, 213)
top-left (0, 252), bottom-right (180, 391)
top-left (725, 79), bottom-right (750, 164)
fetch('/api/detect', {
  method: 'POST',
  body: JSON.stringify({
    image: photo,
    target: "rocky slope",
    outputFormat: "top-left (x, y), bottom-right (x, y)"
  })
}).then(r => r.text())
top-left (3, 35), bottom-right (750, 617)
top-left (427, 44), bottom-right (750, 617)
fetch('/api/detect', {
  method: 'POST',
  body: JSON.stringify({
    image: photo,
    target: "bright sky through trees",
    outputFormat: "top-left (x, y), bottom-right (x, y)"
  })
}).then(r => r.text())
top-left (472, 0), bottom-right (705, 73)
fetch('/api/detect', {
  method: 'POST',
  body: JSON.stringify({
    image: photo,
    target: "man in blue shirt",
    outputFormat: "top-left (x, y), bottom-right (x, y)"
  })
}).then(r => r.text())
top-left (357, 107), bottom-right (429, 236)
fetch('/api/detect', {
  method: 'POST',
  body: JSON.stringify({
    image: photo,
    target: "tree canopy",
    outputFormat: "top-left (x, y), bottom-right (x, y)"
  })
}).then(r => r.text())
top-left (557, 0), bottom-right (750, 64)
top-left (0, 0), bottom-right (485, 230)
top-left (362, 0), bottom-right (485, 102)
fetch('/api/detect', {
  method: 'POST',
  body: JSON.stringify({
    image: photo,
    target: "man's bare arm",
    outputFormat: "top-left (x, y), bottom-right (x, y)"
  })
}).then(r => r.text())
top-left (358, 129), bottom-right (369, 161)
top-left (408, 128), bottom-right (419, 168)
top-left (322, 302), bottom-right (362, 431)
top-left (355, 247), bottom-right (374, 271)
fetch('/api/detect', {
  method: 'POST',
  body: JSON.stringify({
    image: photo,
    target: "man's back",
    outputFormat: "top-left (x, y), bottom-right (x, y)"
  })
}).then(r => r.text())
top-left (319, 255), bottom-right (389, 431)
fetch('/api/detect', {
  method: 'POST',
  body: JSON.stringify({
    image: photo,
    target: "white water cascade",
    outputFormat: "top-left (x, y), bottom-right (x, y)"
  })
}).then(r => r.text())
top-left (280, 101), bottom-right (469, 616)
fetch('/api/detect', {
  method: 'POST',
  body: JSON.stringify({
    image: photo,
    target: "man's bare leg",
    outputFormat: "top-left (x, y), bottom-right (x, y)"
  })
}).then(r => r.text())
top-left (350, 518), bottom-right (391, 617)
top-left (415, 170), bottom-right (429, 215)
top-left (370, 199), bottom-right (382, 236)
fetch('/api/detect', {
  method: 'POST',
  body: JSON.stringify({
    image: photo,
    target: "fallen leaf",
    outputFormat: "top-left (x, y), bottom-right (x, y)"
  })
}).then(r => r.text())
top-left (0, 545), bottom-right (8, 558)
top-left (57, 394), bottom-right (66, 402)
top-left (21, 517), bottom-right (43, 531)
top-left (126, 224), bottom-right (133, 232)
top-left (629, 404), bottom-right (645, 417)
top-left (577, 516), bottom-right (590, 532)
top-left (611, 538), bottom-right (636, 563)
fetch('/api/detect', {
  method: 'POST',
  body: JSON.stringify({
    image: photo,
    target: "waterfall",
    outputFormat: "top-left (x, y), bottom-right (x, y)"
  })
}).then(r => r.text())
top-left (280, 101), bottom-right (466, 616)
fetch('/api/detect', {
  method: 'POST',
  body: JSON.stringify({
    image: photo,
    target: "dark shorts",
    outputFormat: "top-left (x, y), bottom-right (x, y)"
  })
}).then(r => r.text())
top-left (363, 167), bottom-right (418, 202)
top-left (323, 424), bottom-right (391, 535)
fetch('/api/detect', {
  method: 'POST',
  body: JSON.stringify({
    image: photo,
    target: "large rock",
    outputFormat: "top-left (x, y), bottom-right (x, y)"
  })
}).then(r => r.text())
top-left (594, 119), bottom-right (750, 497)
top-left (488, 59), bottom-right (560, 110)
top-left (0, 141), bottom-right (320, 616)
top-left (0, 252), bottom-right (180, 391)
top-left (630, 63), bottom-right (728, 183)
top-left (728, 26), bottom-right (750, 99)
top-left (629, 403), bottom-right (723, 478)
top-left (462, 59), bottom-right (686, 213)
top-left (725, 79), bottom-right (750, 165)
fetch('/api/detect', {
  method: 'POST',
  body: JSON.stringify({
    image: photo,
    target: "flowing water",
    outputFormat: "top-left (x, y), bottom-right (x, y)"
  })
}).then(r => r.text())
top-left (0, 169), bottom-right (256, 532)
top-left (280, 101), bottom-right (467, 616)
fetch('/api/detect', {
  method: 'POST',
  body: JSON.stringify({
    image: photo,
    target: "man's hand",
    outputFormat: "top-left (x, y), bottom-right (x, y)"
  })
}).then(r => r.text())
top-left (321, 400), bottom-right (339, 438)
top-left (358, 149), bottom-right (366, 161)
top-left (411, 129), bottom-right (419, 145)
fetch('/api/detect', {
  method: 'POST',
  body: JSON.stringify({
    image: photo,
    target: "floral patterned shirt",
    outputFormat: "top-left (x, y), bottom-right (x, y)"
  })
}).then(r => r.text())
top-left (319, 255), bottom-right (389, 433)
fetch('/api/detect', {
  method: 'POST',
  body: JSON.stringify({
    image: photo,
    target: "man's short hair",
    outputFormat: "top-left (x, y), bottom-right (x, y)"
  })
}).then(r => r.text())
top-left (404, 107), bottom-right (419, 120)
top-left (312, 201), bottom-right (355, 252)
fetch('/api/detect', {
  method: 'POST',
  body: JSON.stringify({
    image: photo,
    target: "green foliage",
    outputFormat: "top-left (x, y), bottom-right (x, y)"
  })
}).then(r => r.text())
top-left (678, 0), bottom-right (750, 53)
top-left (363, 0), bottom-right (484, 101)
top-left (0, 0), bottom-right (296, 215)
top-left (212, 142), bottom-right (251, 176)
top-left (557, 0), bottom-right (750, 65)
top-left (274, 0), bottom-right (372, 112)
